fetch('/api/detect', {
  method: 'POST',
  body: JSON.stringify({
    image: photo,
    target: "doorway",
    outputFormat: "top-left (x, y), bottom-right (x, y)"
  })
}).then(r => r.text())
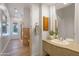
top-left (0, 4), bottom-right (31, 56)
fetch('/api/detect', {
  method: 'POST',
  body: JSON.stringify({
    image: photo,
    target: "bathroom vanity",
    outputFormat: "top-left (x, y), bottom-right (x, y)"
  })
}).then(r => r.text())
top-left (43, 39), bottom-right (79, 56)
top-left (42, 4), bottom-right (79, 56)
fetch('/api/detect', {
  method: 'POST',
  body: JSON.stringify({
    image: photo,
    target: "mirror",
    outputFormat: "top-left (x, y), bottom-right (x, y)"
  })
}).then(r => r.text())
top-left (56, 4), bottom-right (75, 40)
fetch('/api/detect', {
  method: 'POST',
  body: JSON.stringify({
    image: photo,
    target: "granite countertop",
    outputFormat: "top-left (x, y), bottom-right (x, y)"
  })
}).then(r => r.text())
top-left (43, 39), bottom-right (79, 53)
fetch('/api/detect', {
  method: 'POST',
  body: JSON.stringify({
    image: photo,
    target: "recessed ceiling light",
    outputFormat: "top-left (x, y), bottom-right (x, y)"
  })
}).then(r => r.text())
top-left (63, 3), bottom-right (68, 4)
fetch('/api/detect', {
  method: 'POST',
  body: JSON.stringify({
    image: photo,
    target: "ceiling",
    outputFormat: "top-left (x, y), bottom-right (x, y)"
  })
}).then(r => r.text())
top-left (55, 3), bottom-right (72, 10)
top-left (2, 3), bottom-right (72, 17)
top-left (5, 3), bottom-right (72, 9)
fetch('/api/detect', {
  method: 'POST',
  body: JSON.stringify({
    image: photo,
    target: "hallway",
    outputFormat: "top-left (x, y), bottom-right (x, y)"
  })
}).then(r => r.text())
top-left (2, 39), bottom-right (30, 56)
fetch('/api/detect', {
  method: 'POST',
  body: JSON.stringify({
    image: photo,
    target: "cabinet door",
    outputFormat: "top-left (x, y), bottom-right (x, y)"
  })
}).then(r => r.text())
top-left (22, 28), bottom-right (30, 46)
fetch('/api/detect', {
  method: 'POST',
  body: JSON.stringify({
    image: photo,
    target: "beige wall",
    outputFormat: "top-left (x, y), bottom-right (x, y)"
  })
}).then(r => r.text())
top-left (23, 7), bottom-right (31, 28)
top-left (41, 4), bottom-right (50, 40)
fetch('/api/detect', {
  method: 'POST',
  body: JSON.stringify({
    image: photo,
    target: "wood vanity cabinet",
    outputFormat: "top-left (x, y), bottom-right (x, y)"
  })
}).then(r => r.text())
top-left (43, 41), bottom-right (79, 56)
top-left (22, 28), bottom-right (30, 46)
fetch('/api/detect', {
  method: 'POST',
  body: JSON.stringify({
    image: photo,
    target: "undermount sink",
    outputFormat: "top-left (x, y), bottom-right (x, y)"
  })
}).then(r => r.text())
top-left (65, 38), bottom-right (74, 42)
top-left (50, 39), bottom-right (70, 45)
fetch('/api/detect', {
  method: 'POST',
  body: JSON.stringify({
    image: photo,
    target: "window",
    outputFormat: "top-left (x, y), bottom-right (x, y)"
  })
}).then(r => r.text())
top-left (1, 15), bottom-right (8, 34)
top-left (13, 23), bottom-right (18, 33)
top-left (2, 23), bottom-right (7, 33)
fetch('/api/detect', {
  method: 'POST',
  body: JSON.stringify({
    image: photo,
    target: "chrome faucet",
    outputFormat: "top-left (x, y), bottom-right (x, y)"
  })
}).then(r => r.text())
top-left (59, 36), bottom-right (65, 41)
